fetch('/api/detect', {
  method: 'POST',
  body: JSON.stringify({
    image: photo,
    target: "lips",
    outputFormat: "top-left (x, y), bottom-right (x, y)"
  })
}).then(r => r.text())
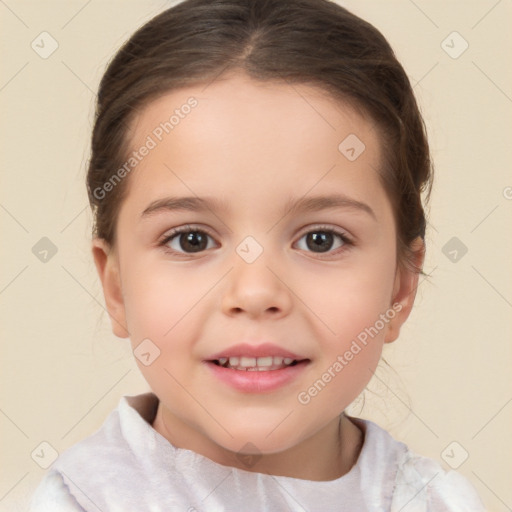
top-left (208, 342), bottom-right (306, 361)
top-left (204, 342), bottom-right (311, 391)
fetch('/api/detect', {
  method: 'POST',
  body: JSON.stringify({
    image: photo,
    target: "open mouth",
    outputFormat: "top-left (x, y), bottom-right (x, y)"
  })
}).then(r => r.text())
top-left (205, 352), bottom-right (311, 392)
top-left (209, 356), bottom-right (308, 371)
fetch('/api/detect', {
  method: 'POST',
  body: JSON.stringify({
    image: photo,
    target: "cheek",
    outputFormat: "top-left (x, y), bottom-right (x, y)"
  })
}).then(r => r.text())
top-left (296, 271), bottom-right (391, 414)
top-left (301, 257), bottom-right (395, 340)
top-left (121, 258), bottom-right (205, 343)
top-left (295, 252), bottom-right (394, 398)
top-left (121, 260), bottom-right (209, 395)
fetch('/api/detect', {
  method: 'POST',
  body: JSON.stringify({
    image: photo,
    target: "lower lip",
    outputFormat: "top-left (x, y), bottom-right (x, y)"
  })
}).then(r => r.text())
top-left (204, 361), bottom-right (309, 393)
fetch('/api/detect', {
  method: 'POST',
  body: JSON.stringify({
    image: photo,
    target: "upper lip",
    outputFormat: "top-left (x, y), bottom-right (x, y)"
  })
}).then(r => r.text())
top-left (207, 343), bottom-right (307, 361)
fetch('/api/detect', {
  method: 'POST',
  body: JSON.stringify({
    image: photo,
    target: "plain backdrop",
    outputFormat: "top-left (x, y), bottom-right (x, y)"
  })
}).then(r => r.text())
top-left (1, 1), bottom-right (511, 510)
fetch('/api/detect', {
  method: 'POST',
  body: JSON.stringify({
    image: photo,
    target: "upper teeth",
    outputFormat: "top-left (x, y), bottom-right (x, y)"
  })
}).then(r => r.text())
top-left (217, 356), bottom-right (296, 371)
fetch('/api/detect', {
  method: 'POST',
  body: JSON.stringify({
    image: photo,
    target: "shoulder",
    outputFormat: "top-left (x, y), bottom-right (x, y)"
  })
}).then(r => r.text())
top-left (29, 471), bottom-right (84, 511)
top-left (350, 418), bottom-right (486, 511)
top-left (392, 448), bottom-right (486, 511)
top-left (51, 398), bottom-right (133, 473)
top-left (29, 392), bottom-right (160, 510)
top-left (53, 392), bottom-right (158, 470)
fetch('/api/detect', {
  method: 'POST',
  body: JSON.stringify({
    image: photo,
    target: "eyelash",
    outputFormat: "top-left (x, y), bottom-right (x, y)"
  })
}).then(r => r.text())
top-left (158, 224), bottom-right (354, 258)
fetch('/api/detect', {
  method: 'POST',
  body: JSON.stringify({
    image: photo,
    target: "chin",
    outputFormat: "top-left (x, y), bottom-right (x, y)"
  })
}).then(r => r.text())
top-left (204, 420), bottom-right (304, 457)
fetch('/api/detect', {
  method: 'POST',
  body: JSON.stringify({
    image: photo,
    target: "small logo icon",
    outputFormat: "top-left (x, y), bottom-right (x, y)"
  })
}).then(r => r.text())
top-left (31, 441), bottom-right (59, 469)
top-left (236, 236), bottom-right (263, 264)
top-left (338, 134), bottom-right (366, 161)
top-left (133, 338), bottom-right (161, 366)
top-left (441, 31), bottom-right (469, 59)
top-left (441, 441), bottom-right (469, 469)
top-left (31, 32), bottom-right (59, 59)
top-left (32, 237), bottom-right (58, 263)
top-left (236, 442), bottom-right (262, 468)
top-left (442, 236), bottom-right (468, 263)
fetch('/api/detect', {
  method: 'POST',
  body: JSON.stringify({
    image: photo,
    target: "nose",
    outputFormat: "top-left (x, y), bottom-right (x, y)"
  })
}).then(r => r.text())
top-left (221, 250), bottom-right (293, 320)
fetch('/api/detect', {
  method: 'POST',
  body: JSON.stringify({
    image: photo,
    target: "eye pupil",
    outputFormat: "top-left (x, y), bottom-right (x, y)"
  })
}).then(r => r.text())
top-left (307, 232), bottom-right (333, 253)
top-left (181, 232), bottom-right (207, 252)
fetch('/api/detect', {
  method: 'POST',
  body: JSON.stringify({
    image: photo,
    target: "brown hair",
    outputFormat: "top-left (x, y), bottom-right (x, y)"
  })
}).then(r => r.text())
top-left (86, 0), bottom-right (433, 275)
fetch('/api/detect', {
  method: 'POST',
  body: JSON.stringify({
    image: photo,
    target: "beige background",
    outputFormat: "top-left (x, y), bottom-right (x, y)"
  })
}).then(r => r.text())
top-left (1, 1), bottom-right (511, 510)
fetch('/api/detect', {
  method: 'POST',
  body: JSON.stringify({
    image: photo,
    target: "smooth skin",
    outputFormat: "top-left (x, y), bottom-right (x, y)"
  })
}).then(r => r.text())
top-left (92, 71), bottom-right (424, 481)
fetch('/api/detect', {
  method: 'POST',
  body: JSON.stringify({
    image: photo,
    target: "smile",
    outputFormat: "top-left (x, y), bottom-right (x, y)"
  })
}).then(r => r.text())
top-left (205, 358), bottom-right (311, 393)
top-left (212, 356), bottom-right (301, 371)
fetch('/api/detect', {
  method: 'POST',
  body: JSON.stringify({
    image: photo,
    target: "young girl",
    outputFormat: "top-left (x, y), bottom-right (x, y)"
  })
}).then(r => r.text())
top-left (30, 0), bottom-right (485, 510)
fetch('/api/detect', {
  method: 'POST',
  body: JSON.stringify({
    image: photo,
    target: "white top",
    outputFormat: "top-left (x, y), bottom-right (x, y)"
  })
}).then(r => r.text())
top-left (29, 392), bottom-right (485, 512)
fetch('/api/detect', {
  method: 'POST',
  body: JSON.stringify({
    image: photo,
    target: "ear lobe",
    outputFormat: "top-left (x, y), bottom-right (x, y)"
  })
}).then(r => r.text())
top-left (91, 238), bottom-right (130, 339)
top-left (384, 237), bottom-right (425, 344)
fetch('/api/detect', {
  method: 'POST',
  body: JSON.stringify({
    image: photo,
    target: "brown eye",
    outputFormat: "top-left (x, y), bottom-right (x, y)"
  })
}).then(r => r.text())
top-left (295, 228), bottom-right (351, 254)
top-left (305, 232), bottom-right (335, 252)
top-left (162, 229), bottom-right (216, 254)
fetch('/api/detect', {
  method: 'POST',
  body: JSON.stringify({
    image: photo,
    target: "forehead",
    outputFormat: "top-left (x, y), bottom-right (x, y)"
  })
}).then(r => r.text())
top-left (121, 72), bottom-right (386, 216)
top-left (127, 72), bottom-right (378, 149)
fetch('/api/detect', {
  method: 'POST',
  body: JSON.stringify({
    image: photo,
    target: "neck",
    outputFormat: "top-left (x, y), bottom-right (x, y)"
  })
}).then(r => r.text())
top-left (152, 405), bottom-right (363, 481)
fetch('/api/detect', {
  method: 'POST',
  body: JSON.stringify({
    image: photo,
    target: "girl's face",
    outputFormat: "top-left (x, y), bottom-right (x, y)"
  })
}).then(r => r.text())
top-left (93, 72), bottom-right (422, 473)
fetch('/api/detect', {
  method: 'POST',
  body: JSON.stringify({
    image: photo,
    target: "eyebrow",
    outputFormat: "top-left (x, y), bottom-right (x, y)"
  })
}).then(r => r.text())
top-left (141, 194), bottom-right (376, 221)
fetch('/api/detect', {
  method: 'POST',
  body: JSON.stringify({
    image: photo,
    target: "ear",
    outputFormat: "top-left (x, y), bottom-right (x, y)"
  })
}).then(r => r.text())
top-left (91, 238), bottom-right (129, 338)
top-left (384, 237), bottom-right (425, 344)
